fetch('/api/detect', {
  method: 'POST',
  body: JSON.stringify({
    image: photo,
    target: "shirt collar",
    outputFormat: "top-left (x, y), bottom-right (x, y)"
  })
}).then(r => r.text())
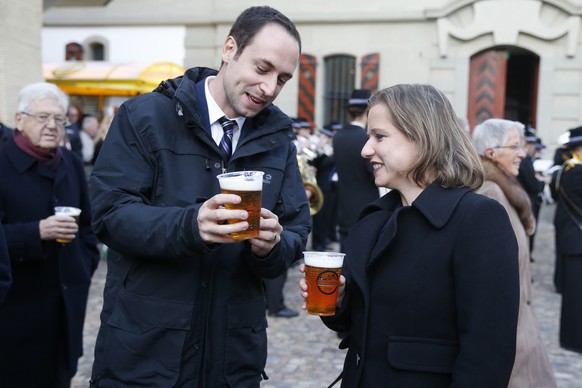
top-left (204, 76), bottom-right (245, 128)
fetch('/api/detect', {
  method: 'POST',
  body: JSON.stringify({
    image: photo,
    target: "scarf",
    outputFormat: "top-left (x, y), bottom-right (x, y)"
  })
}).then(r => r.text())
top-left (13, 130), bottom-right (62, 168)
top-left (481, 158), bottom-right (536, 236)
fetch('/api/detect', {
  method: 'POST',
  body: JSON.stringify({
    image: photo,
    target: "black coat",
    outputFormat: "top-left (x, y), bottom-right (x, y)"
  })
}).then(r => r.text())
top-left (0, 138), bottom-right (99, 385)
top-left (323, 184), bottom-right (520, 387)
top-left (551, 156), bottom-right (582, 350)
top-left (0, 122), bottom-right (13, 146)
top-left (552, 158), bottom-right (582, 255)
top-left (312, 153), bottom-right (337, 249)
top-left (332, 124), bottom-right (378, 233)
top-left (517, 154), bottom-right (544, 219)
top-left (0, 223), bottom-right (10, 305)
top-left (89, 67), bottom-right (311, 387)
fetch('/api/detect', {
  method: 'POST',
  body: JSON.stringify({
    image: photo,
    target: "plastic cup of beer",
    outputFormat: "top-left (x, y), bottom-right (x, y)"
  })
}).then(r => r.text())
top-left (54, 206), bottom-right (82, 243)
top-left (216, 171), bottom-right (264, 241)
top-left (304, 251), bottom-right (346, 316)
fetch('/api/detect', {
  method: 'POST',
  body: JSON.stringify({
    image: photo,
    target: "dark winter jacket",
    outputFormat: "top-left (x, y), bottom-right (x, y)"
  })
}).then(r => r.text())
top-left (552, 156), bottom-right (582, 255)
top-left (323, 183), bottom-right (520, 387)
top-left (89, 67), bottom-right (311, 387)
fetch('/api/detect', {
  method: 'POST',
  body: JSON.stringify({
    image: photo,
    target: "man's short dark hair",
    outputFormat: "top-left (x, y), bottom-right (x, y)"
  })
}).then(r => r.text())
top-left (229, 6), bottom-right (302, 60)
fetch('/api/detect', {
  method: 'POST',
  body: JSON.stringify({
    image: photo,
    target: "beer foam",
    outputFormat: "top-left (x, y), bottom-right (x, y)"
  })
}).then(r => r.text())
top-left (217, 172), bottom-right (264, 191)
top-left (54, 206), bottom-right (82, 217)
top-left (303, 251), bottom-right (345, 268)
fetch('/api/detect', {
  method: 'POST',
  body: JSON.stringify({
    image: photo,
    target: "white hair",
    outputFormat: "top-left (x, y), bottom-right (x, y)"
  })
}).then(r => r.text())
top-left (17, 82), bottom-right (69, 113)
top-left (472, 118), bottom-right (525, 156)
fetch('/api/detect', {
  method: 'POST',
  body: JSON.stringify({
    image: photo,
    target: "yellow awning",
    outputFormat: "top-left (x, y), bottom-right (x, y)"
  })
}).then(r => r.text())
top-left (43, 61), bottom-right (185, 96)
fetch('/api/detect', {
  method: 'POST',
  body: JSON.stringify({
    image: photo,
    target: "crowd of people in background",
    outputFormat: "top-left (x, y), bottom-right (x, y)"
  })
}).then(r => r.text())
top-left (0, 5), bottom-right (581, 387)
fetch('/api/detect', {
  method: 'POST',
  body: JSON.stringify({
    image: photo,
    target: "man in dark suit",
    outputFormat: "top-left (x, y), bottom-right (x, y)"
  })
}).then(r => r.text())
top-left (332, 89), bottom-right (379, 253)
top-left (517, 128), bottom-right (546, 260)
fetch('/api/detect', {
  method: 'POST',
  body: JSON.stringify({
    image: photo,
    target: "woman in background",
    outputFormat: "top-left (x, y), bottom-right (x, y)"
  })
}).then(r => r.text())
top-left (91, 113), bottom-right (113, 165)
top-left (473, 118), bottom-right (556, 387)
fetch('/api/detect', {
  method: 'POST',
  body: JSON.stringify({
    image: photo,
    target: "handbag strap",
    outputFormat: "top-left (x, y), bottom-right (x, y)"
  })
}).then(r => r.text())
top-left (327, 371), bottom-right (343, 388)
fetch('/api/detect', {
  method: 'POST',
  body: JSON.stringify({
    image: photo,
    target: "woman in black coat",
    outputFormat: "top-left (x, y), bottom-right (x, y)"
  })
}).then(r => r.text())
top-left (301, 84), bottom-right (520, 387)
top-left (0, 82), bottom-right (100, 387)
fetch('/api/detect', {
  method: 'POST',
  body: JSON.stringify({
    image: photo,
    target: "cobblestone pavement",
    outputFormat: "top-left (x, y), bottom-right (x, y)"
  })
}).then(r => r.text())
top-left (72, 203), bottom-right (582, 387)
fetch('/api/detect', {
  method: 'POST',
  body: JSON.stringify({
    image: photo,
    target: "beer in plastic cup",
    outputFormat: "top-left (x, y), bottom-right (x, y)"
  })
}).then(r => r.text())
top-left (216, 171), bottom-right (264, 240)
top-left (304, 251), bottom-right (346, 316)
top-left (54, 206), bottom-right (82, 243)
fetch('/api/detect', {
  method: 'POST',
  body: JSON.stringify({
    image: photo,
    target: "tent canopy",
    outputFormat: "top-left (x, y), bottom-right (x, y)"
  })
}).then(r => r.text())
top-left (43, 61), bottom-right (185, 96)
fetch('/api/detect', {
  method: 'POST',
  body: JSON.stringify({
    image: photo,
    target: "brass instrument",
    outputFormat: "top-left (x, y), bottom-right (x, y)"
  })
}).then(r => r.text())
top-left (295, 135), bottom-right (325, 216)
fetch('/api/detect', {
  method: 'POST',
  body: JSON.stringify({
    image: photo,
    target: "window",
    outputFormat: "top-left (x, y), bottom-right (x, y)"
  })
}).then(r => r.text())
top-left (323, 55), bottom-right (356, 125)
top-left (84, 36), bottom-right (109, 61)
top-left (65, 42), bottom-right (83, 61)
top-left (88, 42), bottom-right (105, 61)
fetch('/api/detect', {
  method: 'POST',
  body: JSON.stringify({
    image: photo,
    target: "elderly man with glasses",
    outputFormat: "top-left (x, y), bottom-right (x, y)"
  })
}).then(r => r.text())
top-left (0, 82), bottom-right (99, 388)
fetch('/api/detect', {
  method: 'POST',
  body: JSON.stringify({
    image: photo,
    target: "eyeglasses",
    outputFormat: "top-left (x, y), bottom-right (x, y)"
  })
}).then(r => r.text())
top-left (20, 112), bottom-right (68, 127)
top-left (494, 145), bottom-right (525, 152)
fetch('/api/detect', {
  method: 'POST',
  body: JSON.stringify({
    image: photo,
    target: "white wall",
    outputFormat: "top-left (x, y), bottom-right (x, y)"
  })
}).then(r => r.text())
top-left (42, 26), bottom-right (186, 65)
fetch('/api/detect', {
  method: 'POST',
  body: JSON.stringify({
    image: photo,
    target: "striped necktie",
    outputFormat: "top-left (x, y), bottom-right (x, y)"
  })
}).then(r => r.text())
top-left (218, 116), bottom-right (236, 160)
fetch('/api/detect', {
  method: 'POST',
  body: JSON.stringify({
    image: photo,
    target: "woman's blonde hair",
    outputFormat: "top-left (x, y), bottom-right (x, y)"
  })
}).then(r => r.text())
top-left (369, 84), bottom-right (484, 190)
top-left (94, 115), bottom-right (113, 146)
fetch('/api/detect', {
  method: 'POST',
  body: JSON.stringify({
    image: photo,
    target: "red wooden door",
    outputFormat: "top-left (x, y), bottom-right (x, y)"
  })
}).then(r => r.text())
top-left (467, 49), bottom-right (507, 131)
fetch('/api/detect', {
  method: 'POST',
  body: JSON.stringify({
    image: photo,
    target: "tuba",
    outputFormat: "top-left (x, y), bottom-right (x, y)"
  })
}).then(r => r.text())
top-left (295, 135), bottom-right (324, 216)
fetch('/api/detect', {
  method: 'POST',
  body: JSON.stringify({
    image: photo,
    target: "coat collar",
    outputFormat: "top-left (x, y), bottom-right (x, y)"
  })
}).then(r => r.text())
top-left (3, 137), bottom-right (72, 183)
top-left (359, 182), bottom-right (471, 229)
top-left (346, 183), bottom-right (471, 285)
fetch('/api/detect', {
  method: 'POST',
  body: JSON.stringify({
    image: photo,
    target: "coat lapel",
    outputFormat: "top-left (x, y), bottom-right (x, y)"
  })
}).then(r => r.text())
top-left (344, 192), bottom-right (400, 289)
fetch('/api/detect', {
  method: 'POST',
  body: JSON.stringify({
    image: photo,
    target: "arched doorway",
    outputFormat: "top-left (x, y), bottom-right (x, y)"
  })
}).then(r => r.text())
top-left (467, 47), bottom-right (539, 131)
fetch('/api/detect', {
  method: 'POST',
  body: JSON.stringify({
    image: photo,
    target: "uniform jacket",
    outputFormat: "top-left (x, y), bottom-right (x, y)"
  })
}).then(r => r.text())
top-left (478, 167), bottom-right (556, 387)
top-left (323, 183), bottom-right (520, 387)
top-left (332, 123), bottom-right (378, 233)
top-left (89, 67), bottom-right (311, 387)
top-left (551, 156), bottom-right (582, 255)
top-left (0, 137), bottom-right (99, 382)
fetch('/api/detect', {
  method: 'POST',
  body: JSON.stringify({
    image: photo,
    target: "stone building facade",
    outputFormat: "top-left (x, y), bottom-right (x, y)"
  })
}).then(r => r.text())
top-left (5, 0), bottom-right (582, 152)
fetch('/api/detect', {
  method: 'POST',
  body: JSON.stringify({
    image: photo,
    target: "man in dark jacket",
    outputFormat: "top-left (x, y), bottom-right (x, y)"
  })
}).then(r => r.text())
top-left (333, 89), bottom-right (379, 252)
top-left (89, 6), bottom-right (311, 387)
top-left (517, 128), bottom-right (546, 259)
top-left (551, 126), bottom-right (582, 353)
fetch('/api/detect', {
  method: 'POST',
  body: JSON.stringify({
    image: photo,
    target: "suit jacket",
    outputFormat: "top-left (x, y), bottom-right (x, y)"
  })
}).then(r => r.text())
top-left (517, 154), bottom-right (544, 218)
top-left (323, 183), bottom-right (520, 387)
top-left (332, 123), bottom-right (378, 232)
